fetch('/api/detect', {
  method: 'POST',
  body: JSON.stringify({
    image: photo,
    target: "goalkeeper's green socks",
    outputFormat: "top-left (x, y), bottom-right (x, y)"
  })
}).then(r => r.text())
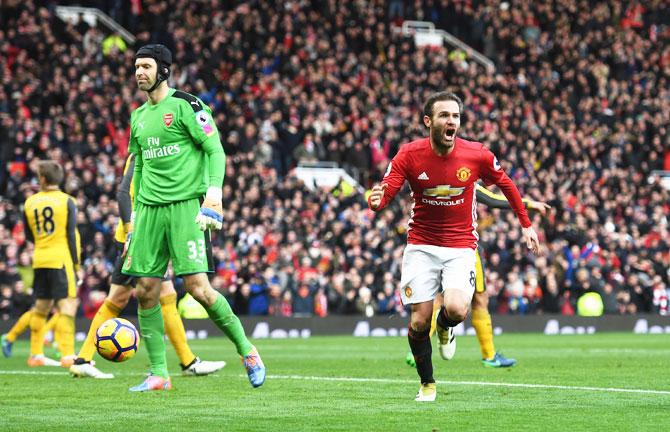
top-left (205, 294), bottom-right (253, 356)
top-left (138, 304), bottom-right (169, 378)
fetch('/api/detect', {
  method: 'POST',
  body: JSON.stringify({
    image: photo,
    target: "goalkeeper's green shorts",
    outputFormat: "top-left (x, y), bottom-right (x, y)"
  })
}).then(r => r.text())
top-left (122, 198), bottom-right (213, 277)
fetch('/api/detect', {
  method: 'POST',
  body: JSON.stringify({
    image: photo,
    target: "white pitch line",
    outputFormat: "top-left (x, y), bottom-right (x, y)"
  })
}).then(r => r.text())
top-left (1, 370), bottom-right (668, 396)
top-left (0, 370), bottom-right (66, 376)
top-left (266, 374), bottom-right (670, 396)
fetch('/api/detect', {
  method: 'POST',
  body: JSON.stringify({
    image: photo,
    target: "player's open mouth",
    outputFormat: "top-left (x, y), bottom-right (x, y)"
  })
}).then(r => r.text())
top-left (445, 128), bottom-right (456, 139)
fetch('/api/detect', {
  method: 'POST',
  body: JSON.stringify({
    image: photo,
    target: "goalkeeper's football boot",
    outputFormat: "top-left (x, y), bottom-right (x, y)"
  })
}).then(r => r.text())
top-left (70, 360), bottom-right (114, 379)
top-left (27, 355), bottom-right (61, 367)
top-left (129, 375), bottom-right (172, 392)
top-left (242, 346), bottom-right (265, 388)
top-left (181, 357), bottom-right (226, 376)
top-left (436, 324), bottom-right (456, 360)
top-left (1, 334), bottom-right (12, 357)
top-left (482, 352), bottom-right (516, 368)
top-left (405, 350), bottom-right (416, 368)
top-left (415, 383), bottom-right (437, 402)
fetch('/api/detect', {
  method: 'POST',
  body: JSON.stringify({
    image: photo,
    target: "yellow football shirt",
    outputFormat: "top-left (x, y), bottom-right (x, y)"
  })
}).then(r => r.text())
top-left (24, 190), bottom-right (80, 269)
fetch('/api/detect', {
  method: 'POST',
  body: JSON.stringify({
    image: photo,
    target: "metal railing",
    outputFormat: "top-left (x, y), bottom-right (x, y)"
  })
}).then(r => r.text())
top-left (396, 20), bottom-right (495, 72)
top-left (55, 6), bottom-right (136, 45)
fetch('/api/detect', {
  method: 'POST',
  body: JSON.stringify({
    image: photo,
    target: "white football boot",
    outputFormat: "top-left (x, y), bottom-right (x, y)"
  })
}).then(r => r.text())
top-left (415, 383), bottom-right (437, 402)
top-left (182, 357), bottom-right (226, 376)
top-left (436, 324), bottom-right (456, 360)
top-left (69, 361), bottom-right (114, 379)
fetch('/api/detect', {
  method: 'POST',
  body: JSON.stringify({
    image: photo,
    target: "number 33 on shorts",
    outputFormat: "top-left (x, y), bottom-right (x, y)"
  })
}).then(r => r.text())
top-left (187, 239), bottom-right (206, 262)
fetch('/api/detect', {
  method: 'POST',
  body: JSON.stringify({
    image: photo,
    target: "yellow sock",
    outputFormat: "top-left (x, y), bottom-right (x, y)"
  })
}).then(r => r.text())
top-left (429, 302), bottom-right (440, 338)
top-left (56, 314), bottom-right (75, 358)
top-left (44, 312), bottom-right (60, 346)
top-left (29, 310), bottom-right (47, 356)
top-left (78, 299), bottom-right (122, 362)
top-left (472, 308), bottom-right (495, 360)
top-left (161, 293), bottom-right (196, 367)
top-left (45, 312), bottom-right (60, 332)
top-left (6, 310), bottom-right (32, 343)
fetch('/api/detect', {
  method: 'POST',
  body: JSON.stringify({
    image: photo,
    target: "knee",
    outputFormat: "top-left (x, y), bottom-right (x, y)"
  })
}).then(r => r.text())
top-left (184, 279), bottom-right (204, 299)
top-left (135, 279), bottom-right (159, 302)
top-left (33, 304), bottom-right (50, 315)
top-left (444, 304), bottom-right (469, 323)
top-left (108, 286), bottom-right (132, 307)
top-left (59, 298), bottom-right (79, 316)
top-left (134, 283), bottom-right (149, 301)
top-left (410, 315), bottom-right (432, 333)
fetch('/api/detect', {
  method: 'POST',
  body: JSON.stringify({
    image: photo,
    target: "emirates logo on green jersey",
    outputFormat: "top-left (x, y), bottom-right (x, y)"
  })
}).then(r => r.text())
top-left (142, 137), bottom-right (181, 160)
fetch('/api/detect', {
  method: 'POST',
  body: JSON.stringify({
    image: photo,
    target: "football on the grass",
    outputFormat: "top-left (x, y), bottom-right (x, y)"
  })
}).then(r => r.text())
top-left (95, 318), bottom-right (140, 362)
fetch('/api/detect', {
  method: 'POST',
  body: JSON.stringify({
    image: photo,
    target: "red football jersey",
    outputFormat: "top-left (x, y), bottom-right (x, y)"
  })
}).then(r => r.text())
top-left (369, 137), bottom-right (531, 249)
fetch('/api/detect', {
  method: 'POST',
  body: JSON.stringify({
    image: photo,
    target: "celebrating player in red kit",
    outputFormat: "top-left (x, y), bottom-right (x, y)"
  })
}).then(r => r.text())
top-left (368, 91), bottom-right (540, 401)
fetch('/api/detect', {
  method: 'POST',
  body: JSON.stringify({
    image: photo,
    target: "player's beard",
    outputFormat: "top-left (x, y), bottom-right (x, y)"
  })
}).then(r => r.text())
top-left (431, 124), bottom-right (457, 154)
top-left (136, 74), bottom-right (156, 91)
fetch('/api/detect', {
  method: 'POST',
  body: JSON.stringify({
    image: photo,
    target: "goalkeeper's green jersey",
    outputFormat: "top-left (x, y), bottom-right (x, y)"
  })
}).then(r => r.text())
top-left (128, 88), bottom-right (224, 206)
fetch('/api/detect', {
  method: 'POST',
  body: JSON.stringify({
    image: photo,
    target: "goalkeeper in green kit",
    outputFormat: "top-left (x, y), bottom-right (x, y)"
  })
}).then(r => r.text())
top-left (122, 44), bottom-right (265, 392)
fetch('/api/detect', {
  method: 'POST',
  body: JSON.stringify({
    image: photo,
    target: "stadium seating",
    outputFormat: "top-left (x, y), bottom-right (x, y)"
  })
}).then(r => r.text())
top-left (0, 0), bottom-right (667, 319)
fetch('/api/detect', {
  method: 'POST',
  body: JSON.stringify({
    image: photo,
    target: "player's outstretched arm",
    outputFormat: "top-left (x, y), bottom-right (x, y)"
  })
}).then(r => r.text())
top-left (476, 184), bottom-right (551, 215)
top-left (483, 164), bottom-right (541, 255)
top-left (526, 199), bottom-right (551, 215)
top-left (475, 184), bottom-right (513, 209)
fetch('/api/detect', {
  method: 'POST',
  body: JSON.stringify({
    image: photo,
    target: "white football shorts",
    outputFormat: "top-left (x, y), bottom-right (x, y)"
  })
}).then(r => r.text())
top-left (399, 244), bottom-right (476, 305)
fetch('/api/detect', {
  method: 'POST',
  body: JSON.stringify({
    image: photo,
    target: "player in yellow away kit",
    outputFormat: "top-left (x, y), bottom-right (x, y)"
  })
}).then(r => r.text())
top-left (405, 184), bottom-right (550, 368)
top-left (69, 154), bottom-right (226, 379)
top-left (22, 160), bottom-right (81, 367)
top-left (2, 311), bottom-right (60, 358)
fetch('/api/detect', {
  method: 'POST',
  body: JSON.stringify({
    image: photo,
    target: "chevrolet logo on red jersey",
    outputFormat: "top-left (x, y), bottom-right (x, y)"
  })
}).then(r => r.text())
top-left (423, 185), bottom-right (465, 198)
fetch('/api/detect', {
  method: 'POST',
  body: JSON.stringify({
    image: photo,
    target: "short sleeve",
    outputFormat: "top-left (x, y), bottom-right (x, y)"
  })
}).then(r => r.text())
top-left (182, 103), bottom-right (220, 147)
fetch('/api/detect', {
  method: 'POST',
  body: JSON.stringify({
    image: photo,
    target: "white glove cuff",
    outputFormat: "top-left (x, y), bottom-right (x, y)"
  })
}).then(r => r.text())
top-left (205, 186), bottom-right (222, 202)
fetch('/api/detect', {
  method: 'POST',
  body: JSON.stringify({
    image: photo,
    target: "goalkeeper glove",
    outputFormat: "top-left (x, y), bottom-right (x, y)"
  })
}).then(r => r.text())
top-left (195, 187), bottom-right (223, 231)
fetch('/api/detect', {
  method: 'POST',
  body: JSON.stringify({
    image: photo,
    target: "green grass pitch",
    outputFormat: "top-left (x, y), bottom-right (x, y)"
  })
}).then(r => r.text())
top-left (0, 333), bottom-right (668, 431)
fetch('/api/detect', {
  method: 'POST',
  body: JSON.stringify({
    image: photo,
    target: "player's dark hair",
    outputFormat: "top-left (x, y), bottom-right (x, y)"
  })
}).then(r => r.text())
top-left (37, 160), bottom-right (64, 186)
top-left (423, 91), bottom-right (464, 118)
top-left (135, 44), bottom-right (172, 92)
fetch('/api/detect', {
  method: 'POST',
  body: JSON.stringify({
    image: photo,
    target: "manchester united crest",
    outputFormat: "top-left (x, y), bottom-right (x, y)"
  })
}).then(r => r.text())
top-left (456, 166), bottom-right (471, 182)
top-left (404, 285), bottom-right (412, 298)
top-left (163, 113), bottom-right (174, 127)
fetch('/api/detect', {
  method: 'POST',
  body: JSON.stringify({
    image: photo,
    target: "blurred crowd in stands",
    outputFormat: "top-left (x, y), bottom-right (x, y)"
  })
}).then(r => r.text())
top-left (0, 0), bottom-right (668, 320)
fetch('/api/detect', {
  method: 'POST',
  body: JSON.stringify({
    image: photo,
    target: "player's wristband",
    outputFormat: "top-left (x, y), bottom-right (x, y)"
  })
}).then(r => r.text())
top-left (205, 186), bottom-right (222, 202)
